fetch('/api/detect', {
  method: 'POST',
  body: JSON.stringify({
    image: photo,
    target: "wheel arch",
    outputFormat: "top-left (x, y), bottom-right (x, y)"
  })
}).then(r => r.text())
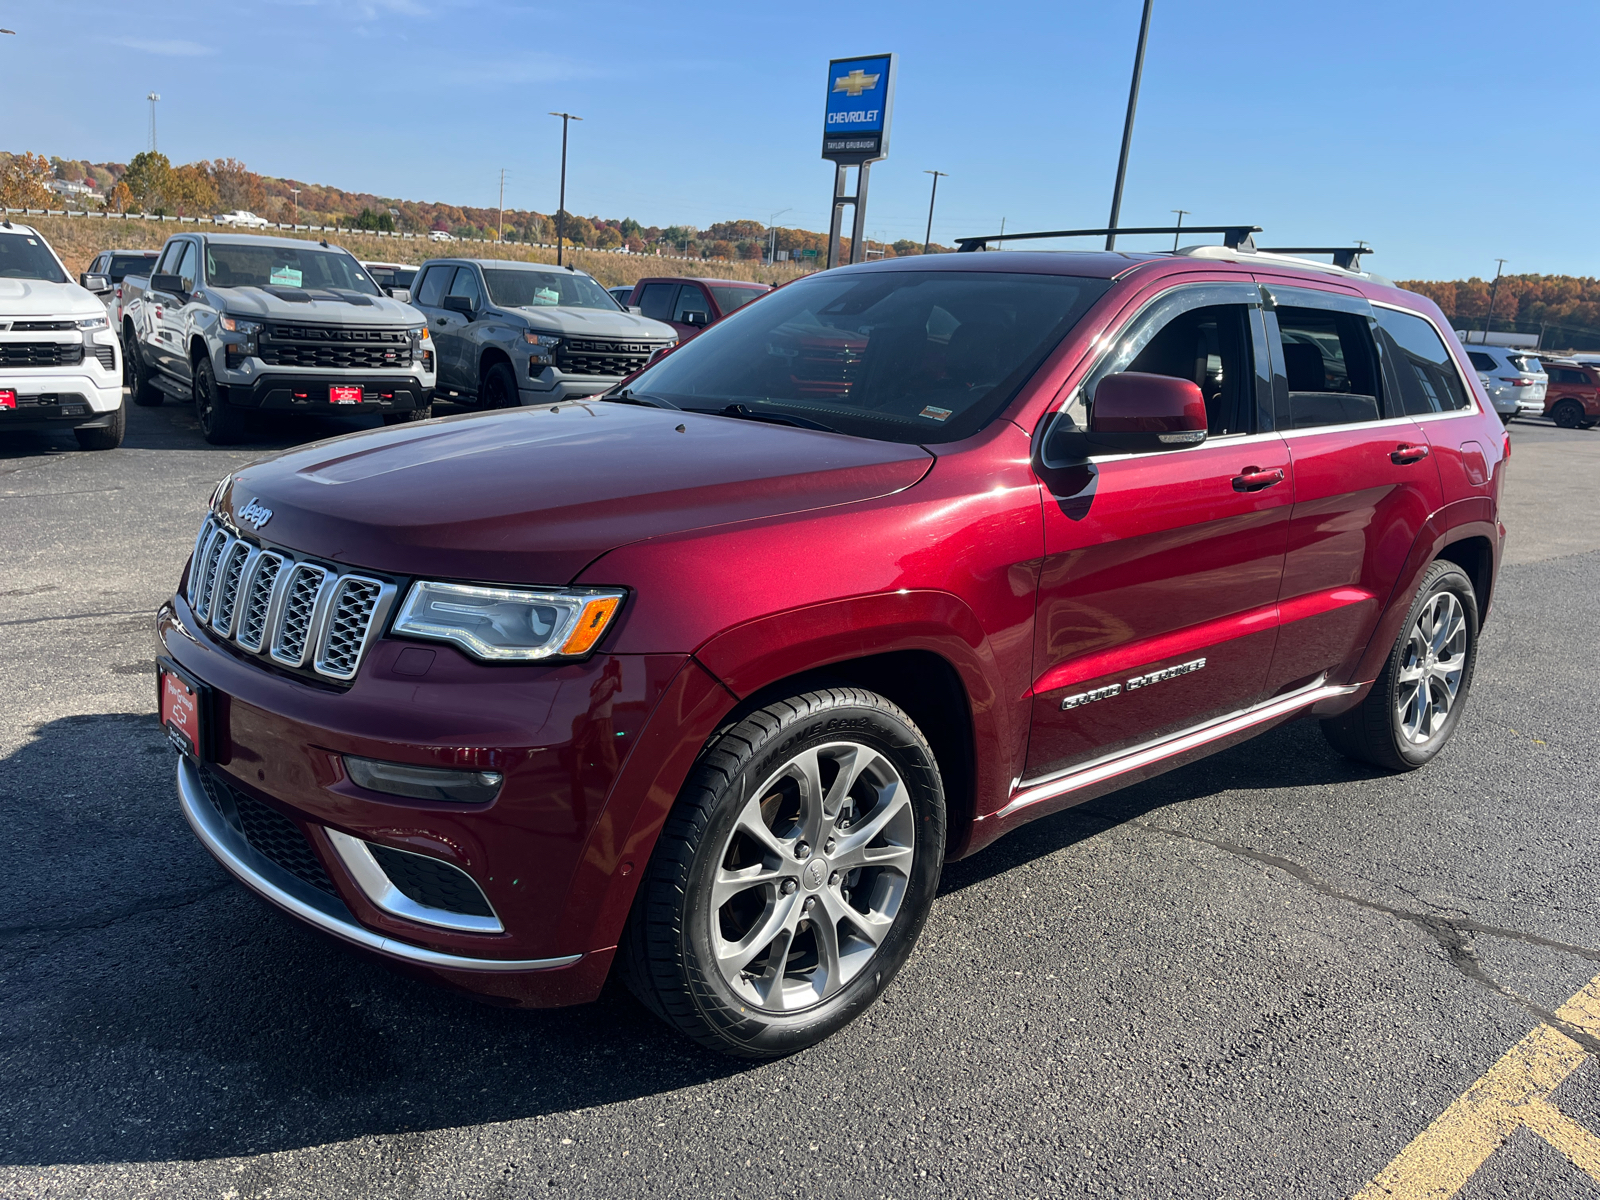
top-left (477, 345), bottom-right (514, 386)
top-left (189, 335), bottom-right (210, 368)
top-left (1436, 534), bottom-right (1495, 624)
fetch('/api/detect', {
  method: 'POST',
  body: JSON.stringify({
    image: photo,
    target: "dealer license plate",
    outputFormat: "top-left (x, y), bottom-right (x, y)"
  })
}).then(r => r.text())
top-left (157, 657), bottom-right (207, 759)
top-left (329, 385), bottom-right (363, 405)
top-left (0, 389), bottom-right (15, 410)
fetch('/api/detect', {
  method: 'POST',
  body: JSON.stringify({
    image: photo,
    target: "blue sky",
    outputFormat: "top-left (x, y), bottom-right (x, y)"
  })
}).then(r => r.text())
top-left (5, 0), bottom-right (1596, 280)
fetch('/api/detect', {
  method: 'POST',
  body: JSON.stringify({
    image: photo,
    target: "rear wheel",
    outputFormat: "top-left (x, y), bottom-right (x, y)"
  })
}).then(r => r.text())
top-left (1553, 400), bottom-right (1584, 429)
top-left (193, 358), bottom-right (245, 445)
top-left (479, 360), bottom-right (519, 409)
top-left (621, 687), bottom-right (946, 1059)
top-left (73, 399), bottom-right (126, 451)
top-left (127, 332), bottom-right (162, 407)
top-left (1321, 560), bottom-right (1478, 771)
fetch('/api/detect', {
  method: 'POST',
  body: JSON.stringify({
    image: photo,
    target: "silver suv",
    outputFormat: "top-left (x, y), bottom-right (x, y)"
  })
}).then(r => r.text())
top-left (410, 258), bottom-right (676, 407)
top-left (1463, 344), bottom-right (1547, 422)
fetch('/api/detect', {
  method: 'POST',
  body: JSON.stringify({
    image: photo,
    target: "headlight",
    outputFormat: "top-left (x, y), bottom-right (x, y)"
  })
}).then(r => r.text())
top-left (522, 330), bottom-right (560, 367)
top-left (76, 315), bottom-right (109, 331)
top-left (393, 581), bottom-right (625, 661)
top-left (219, 315), bottom-right (263, 335)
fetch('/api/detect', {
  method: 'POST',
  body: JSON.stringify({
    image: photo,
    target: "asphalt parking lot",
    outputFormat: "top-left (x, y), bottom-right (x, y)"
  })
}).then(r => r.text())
top-left (3, 399), bottom-right (1599, 1200)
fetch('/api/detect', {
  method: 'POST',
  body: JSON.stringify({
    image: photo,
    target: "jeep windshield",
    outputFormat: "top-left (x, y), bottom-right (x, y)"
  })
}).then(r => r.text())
top-left (483, 268), bottom-right (616, 311)
top-left (203, 244), bottom-right (381, 295)
top-left (0, 232), bottom-right (68, 283)
top-left (610, 270), bottom-right (1111, 444)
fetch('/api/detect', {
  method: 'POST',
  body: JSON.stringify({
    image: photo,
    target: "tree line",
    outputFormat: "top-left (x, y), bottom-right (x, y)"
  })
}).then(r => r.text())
top-left (1398, 275), bottom-right (1600, 350)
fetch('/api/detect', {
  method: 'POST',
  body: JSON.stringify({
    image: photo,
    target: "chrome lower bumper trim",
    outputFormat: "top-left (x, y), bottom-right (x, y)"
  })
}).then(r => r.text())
top-left (1000, 677), bottom-right (1361, 819)
top-left (176, 758), bottom-right (580, 973)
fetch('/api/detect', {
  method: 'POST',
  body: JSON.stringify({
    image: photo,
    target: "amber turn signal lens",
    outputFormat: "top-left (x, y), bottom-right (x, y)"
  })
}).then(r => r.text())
top-left (559, 595), bottom-right (622, 655)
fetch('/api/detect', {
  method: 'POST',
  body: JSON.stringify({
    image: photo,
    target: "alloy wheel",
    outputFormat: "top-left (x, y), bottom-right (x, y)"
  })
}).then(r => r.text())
top-left (1395, 590), bottom-right (1467, 744)
top-left (709, 741), bottom-right (915, 1012)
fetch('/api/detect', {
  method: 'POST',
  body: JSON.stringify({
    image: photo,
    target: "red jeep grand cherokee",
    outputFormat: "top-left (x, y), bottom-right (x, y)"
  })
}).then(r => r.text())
top-left (159, 237), bottom-right (1506, 1058)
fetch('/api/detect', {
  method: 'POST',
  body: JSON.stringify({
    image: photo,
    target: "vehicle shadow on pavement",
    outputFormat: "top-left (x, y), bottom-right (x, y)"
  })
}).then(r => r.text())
top-left (0, 711), bottom-right (742, 1168)
top-left (938, 716), bottom-right (1385, 897)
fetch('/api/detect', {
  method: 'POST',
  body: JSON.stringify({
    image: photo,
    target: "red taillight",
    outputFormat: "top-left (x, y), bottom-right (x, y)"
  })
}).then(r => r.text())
top-left (115, 284), bottom-right (122, 301)
top-left (1503, 430), bottom-right (1512, 460)
top-left (1500, 376), bottom-right (1536, 388)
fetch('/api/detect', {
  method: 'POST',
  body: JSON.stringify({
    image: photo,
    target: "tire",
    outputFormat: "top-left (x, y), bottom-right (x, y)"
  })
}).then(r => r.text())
top-left (127, 331), bottom-right (162, 407)
top-left (1321, 560), bottom-right (1479, 771)
top-left (1553, 400), bottom-right (1584, 429)
top-left (73, 399), bottom-right (126, 451)
top-left (1499, 410), bottom-right (1514, 426)
top-left (479, 360), bottom-right (519, 409)
top-left (621, 687), bottom-right (947, 1059)
top-left (383, 403), bottom-right (433, 425)
top-left (193, 357), bottom-right (245, 445)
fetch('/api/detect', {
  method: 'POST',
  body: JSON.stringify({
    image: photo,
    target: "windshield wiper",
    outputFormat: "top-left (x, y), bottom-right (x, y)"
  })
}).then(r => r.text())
top-left (604, 387), bottom-right (680, 410)
top-left (687, 403), bottom-right (837, 433)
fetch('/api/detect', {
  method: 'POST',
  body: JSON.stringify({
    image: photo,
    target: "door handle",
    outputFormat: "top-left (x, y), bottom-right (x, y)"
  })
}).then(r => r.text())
top-left (1391, 443), bottom-right (1431, 465)
top-left (1232, 466), bottom-right (1285, 492)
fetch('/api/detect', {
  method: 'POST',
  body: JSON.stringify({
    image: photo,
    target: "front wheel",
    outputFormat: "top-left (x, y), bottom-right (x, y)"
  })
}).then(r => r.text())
top-left (193, 358), bottom-right (245, 445)
top-left (74, 399), bottom-right (126, 451)
top-left (1321, 560), bottom-right (1479, 771)
top-left (479, 360), bottom-right (519, 409)
top-left (621, 687), bottom-right (946, 1059)
top-left (1552, 400), bottom-right (1584, 429)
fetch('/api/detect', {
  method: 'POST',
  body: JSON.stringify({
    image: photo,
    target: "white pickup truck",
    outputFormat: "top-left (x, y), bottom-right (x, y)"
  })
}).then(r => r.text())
top-left (0, 222), bottom-right (124, 450)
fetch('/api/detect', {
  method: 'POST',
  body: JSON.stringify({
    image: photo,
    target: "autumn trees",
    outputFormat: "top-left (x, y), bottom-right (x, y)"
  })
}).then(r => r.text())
top-left (0, 151), bottom-right (53, 209)
top-left (1400, 274), bottom-right (1600, 349)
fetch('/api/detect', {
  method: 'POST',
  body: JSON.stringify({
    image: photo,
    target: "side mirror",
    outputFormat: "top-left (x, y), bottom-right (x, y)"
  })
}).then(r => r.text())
top-left (1087, 372), bottom-right (1207, 452)
top-left (627, 305), bottom-right (644, 316)
top-left (442, 294), bottom-right (475, 318)
top-left (151, 272), bottom-right (186, 296)
top-left (82, 273), bottom-right (111, 293)
top-left (682, 310), bottom-right (709, 328)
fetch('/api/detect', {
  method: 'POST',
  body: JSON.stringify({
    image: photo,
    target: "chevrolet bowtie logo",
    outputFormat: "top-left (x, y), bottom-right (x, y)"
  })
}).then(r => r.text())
top-left (832, 69), bottom-right (880, 97)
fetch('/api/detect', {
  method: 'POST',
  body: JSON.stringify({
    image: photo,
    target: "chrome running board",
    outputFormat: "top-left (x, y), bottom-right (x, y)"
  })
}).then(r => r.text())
top-left (1000, 676), bottom-right (1359, 819)
top-left (176, 758), bottom-right (579, 972)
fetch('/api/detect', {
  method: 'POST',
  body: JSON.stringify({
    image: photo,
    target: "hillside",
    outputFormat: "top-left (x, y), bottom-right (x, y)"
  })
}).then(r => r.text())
top-left (1396, 275), bottom-right (1600, 350)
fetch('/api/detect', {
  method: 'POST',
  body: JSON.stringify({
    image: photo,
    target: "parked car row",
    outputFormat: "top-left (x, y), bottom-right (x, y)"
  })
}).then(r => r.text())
top-left (1463, 346), bottom-right (1547, 424)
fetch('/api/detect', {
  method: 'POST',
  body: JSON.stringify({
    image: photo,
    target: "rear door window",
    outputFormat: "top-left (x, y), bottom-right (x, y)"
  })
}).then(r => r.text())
top-left (414, 265), bottom-right (451, 308)
top-left (1373, 307), bottom-right (1470, 414)
top-left (1271, 298), bottom-right (1383, 428)
top-left (1467, 351), bottom-right (1498, 372)
top-left (637, 282), bottom-right (675, 321)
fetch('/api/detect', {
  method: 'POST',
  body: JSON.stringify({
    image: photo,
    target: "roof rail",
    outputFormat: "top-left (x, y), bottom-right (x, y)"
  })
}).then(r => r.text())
top-left (1258, 246), bottom-right (1373, 271)
top-left (955, 225), bottom-right (1261, 253)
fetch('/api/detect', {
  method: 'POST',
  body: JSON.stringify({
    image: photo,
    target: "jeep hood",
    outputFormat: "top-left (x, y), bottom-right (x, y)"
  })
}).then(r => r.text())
top-left (208, 285), bottom-right (422, 326)
top-left (512, 306), bottom-right (676, 341)
top-left (0, 278), bottom-right (104, 319)
top-left (221, 402), bottom-right (932, 583)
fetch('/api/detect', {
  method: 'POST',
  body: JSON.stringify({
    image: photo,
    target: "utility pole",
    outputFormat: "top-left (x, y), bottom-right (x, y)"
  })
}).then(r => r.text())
top-left (1482, 258), bottom-right (1508, 341)
top-left (290, 187), bottom-right (300, 223)
top-left (548, 112), bottom-right (582, 266)
top-left (1105, 0), bottom-right (1154, 250)
top-left (923, 170), bottom-right (948, 256)
top-left (767, 207), bottom-right (792, 264)
top-left (146, 93), bottom-right (161, 154)
top-left (497, 168), bottom-right (507, 241)
top-left (1170, 208), bottom-right (1188, 251)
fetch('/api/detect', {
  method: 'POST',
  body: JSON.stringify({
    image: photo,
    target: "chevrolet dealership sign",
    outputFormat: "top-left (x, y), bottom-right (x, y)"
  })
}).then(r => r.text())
top-left (822, 53), bottom-right (896, 162)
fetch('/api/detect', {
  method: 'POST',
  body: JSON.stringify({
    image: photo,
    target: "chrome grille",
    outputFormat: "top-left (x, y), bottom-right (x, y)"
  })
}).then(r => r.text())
top-left (316, 577), bottom-right (384, 680)
top-left (271, 563), bottom-right (330, 667)
top-left (236, 554), bottom-right (283, 652)
top-left (184, 516), bottom-right (396, 682)
top-left (210, 541), bottom-right (254, 637)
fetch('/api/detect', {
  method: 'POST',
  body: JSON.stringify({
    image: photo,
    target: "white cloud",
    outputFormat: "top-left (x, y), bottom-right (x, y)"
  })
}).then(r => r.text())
top-left (111, 37), bottom-right (216, 56)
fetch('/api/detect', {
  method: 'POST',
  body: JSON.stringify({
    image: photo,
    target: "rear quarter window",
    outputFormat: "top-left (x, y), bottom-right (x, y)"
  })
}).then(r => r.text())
top-left (1374, 307), bottom-right (1471, 414)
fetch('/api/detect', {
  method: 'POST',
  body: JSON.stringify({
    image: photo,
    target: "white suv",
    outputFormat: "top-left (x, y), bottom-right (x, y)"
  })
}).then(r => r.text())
top-left (0, 223), bottom-right (124, 449)
top-left (1464, 345), bottom-right (1547, 422)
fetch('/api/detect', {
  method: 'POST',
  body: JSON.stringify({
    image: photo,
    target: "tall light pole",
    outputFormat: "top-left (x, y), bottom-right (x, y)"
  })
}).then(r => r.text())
top-left (497, 167), bottom-right (507, 241)
top-left (1170, 208), bottom-right (1188, 251)
top-left (767, 207), bottom-right (792, 264)
top-left (290, 187), bottom-right (300, 224)
top-left (146, 93), bottom-right (161, 154)
top-left (922, 170), bottom-right (948, 256)
top-left (1482, 258), bottom-right (1508, 341)
top-left (1105, 0), bottom-right (1154, 250)
top-left (548, 112), bottom-right (582, 266)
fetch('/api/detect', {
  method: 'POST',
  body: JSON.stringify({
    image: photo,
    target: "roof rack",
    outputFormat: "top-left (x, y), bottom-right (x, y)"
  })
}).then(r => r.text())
top-left (1258, 246), bottom-right (1373, 271)
top-left (954, 225), bottom-right (1261, 253)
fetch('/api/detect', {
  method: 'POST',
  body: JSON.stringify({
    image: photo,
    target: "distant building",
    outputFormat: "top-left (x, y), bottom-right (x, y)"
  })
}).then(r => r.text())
top-left (48, 179), bottom-right (101, 203)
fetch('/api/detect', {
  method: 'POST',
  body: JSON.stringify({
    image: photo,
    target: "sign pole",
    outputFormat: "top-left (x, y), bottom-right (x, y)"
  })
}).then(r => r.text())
top-left (820, 54), bottom-right (896, 271)
top-left (1105, 0), bottom-right (1154, 251)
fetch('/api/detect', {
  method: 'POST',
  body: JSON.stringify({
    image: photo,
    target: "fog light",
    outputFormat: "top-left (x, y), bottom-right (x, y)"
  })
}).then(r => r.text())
top-left (344, 755), bottom-right (503, 803)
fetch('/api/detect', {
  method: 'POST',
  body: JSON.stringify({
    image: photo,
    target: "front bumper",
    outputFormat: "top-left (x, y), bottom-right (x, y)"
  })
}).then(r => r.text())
top-left (0, 364), bottom-right (123, 431)
top-left (158, 594), bottom-right (701, 1007)
top-left (219, 368), bottom-right (434, 414)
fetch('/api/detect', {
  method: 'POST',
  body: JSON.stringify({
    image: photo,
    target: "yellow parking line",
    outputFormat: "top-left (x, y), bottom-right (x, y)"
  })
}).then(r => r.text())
top-left (1352, 975), bottom-right (1600, 1199)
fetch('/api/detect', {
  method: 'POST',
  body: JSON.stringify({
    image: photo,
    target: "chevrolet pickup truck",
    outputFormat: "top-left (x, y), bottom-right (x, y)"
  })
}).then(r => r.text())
top-left (0, 222), bottom-right (124, 450)
top-left (122, 232), bottom-right (435, 444)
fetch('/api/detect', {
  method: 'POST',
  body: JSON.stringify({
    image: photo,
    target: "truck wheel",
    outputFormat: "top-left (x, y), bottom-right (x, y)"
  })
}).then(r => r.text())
top-left (1553, 400), bottom-right (1584, 429)
top-left (193, 359), bottom-right (245, 445)
top-left (128, 333), bottom-right (162, 407)
top-left (621, 687), bottom-right (946, 1060)
top-left (74, 399), bottom-right (126, 451)
top-left (1321, 560), bottom-right (1478, 772)
top-left (383, 403), bottom-right (433, 425)
top-left (480, 361), bottom-right (519, 409)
